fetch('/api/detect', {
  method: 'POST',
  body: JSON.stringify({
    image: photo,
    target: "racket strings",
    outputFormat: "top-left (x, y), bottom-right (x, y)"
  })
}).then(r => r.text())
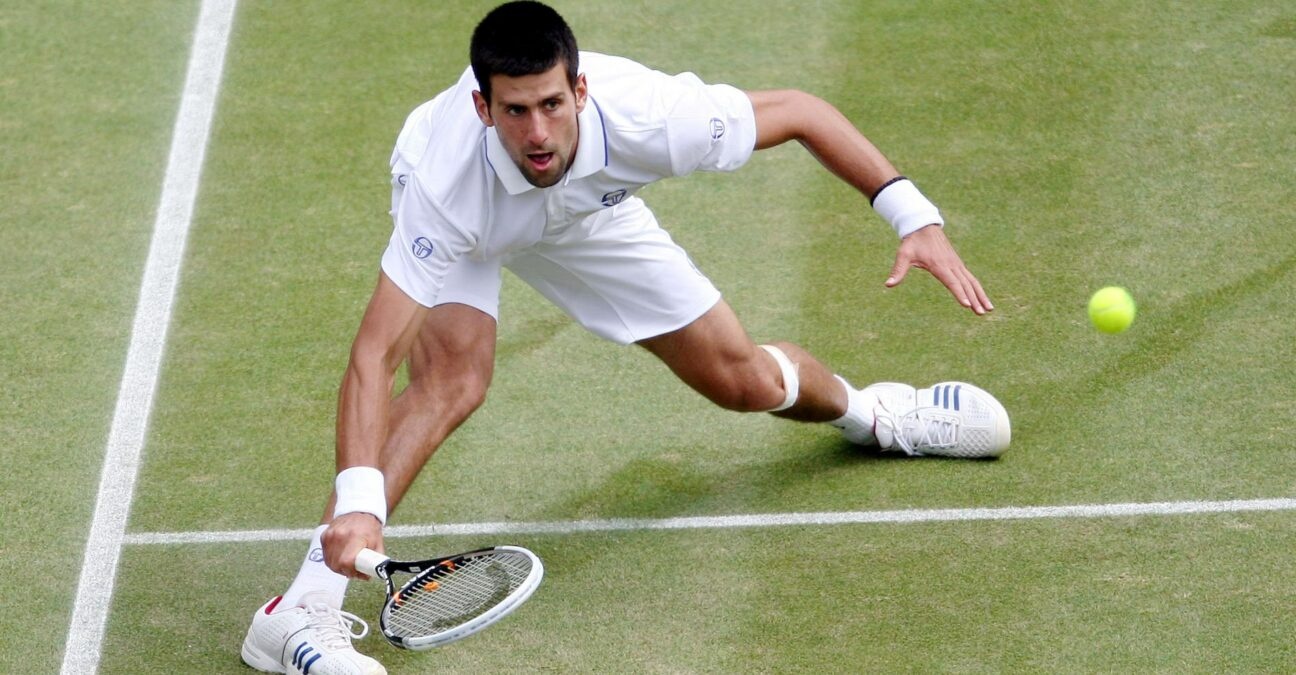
top-left (384, 553), bottom-right (533, 637)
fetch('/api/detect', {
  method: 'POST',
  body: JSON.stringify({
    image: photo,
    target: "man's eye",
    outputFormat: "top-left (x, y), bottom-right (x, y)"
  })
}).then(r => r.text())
top-left (544, 100), bottom-right (560, 110)
top-left (507, 106), bottom-right (524, 115)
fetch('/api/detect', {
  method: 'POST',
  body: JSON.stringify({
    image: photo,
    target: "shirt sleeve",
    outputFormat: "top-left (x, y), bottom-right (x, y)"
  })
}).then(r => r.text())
top-left (663, 76), bottom-right (757, 177)
top-left (380, 172), bottom-right (475, 308)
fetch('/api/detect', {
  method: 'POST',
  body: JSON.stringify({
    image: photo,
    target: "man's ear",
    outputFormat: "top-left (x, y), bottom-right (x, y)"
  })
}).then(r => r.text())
top-left (472, 90), bottom-right (494, 127)
top-left (573, 73), bottom-right (588, 113)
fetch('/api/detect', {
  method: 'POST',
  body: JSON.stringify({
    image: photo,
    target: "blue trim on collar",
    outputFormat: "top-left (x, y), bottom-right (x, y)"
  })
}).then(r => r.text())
top-left (589, 95), bottom-right (609, 168)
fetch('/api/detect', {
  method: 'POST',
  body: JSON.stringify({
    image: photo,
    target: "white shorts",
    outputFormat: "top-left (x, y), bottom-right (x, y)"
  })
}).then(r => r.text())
top-left (434, 199), bottom-right (721, 345)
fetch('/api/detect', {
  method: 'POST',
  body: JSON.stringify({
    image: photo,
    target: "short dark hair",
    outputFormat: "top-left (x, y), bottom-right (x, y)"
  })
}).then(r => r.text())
top-left (470, 1), bottom-right (579, 104)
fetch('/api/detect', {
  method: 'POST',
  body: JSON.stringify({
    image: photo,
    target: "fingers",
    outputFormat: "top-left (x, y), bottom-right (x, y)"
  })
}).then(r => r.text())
top-left (924, 257), bottom-right (995, 315)
top-left (968, 270), bottom-right (994, 313)
top-left (889, 226), bottom-right (994, 315)
top-left (938, 264), bottom-right (992, 315)
top-left (885, 251), bottom-right (912, 288)
top-left (322, 512), bottom-right (385, 579)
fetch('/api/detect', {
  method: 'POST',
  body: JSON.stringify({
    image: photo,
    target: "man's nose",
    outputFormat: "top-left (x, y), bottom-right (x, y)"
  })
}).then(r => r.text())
top-left (525, 112), bottom-right (549, 146)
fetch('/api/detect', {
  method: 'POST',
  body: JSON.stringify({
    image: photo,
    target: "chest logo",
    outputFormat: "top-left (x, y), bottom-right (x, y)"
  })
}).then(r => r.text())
top-left (601, 189), bottom-right (628, 207)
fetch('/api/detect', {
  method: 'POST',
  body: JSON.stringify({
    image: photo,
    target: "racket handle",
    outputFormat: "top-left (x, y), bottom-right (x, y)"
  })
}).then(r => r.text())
top-left (354, 548), bottom-right (389, 578)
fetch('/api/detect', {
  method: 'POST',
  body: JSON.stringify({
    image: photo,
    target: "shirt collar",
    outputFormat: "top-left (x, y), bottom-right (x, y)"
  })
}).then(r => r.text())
top-left (484, 96), bottom-right (608, 195)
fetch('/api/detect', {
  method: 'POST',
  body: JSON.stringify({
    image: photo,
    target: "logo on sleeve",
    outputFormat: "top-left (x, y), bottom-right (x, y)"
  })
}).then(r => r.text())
top-left (710, 118), bottom-right (726, 140)
top-left (412, 237), bottom-right (434, 259)
top-left (601, 189), bottom-right (628, 207)
top-left (308, 547), bottom-right (324, 563)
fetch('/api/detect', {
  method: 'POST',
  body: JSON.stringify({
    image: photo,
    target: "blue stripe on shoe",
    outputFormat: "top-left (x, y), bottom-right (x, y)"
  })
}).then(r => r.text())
top-left (954, 385), bottom-right (961, 411)
top-left (293, 643), bottom-right (312, 667)
top-left (302, 652), bottom-right (322, 675)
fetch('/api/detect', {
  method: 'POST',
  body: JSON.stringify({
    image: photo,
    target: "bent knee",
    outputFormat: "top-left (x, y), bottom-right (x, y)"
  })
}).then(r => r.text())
top-left (703, 363), bottom-right (786, 413)
top-left (406, 361), bottom-right (492, 417)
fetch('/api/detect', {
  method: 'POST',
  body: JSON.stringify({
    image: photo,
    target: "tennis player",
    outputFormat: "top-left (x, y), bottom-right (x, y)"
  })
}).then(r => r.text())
top-left (242, 2), bottom-right (1010, 672)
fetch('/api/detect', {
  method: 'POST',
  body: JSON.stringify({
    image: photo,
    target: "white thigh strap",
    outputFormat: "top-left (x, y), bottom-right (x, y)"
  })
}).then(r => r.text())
top-left (760, 345), bottom-right (800, 412)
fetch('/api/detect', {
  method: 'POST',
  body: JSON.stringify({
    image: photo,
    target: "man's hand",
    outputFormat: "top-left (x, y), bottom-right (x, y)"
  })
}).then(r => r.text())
top-left (886, 224), bottom-right (994, 315)
top-left (322, 512), bottom-right (385, 579)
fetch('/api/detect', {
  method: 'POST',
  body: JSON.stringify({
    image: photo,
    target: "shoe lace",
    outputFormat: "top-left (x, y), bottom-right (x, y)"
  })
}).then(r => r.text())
top-left (877, 405), bottom-right (958, 456)
top-left (304, 603), bottom-right (370, 651)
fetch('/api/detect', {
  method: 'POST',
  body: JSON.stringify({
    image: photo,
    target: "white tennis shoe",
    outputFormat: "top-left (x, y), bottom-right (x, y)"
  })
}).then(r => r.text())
top-left (831, 382), bottom-right (916, 446)
top-left (242, 596), bottom-right (386, 675)
top-left (871, 381), bottom-right (1011, 458)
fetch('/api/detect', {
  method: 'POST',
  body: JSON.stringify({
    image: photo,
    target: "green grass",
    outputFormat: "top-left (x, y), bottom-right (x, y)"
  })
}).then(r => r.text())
top-left (103, 514), bottom-right (1296, 673)
top-left (3, 0), bottom-right (1294, 672)
top-left (0, 1), bottom-right (199, 670)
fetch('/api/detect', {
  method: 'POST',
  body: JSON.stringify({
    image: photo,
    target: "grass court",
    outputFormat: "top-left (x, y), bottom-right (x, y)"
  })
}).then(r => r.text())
top-left (2, 0), bottom-right (1294, 672)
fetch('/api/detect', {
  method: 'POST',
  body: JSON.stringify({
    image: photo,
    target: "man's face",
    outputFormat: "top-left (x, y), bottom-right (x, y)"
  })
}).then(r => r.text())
top-left (473, 64), bottom-right (587, 189)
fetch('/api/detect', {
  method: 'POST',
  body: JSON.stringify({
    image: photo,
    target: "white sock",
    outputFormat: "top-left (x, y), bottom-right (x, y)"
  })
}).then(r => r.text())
top-left (281, 524), bottom-right (349, 610)
top-left (828, 376), bottom-right (878, 445)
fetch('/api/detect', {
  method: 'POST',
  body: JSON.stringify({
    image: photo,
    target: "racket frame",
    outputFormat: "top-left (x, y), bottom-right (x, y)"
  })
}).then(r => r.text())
top-left (360, 545), bottom-right (543, 650)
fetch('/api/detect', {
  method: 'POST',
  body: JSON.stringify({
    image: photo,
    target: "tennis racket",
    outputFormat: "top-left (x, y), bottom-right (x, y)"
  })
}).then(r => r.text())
top-left (354, 545), bottom-right (543, 650)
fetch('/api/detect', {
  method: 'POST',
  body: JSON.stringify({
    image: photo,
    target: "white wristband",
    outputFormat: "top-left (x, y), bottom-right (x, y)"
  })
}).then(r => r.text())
top-left (333, 466), bottom-right (387, 525)
top-left (872, 177), bottom-right (944, 238)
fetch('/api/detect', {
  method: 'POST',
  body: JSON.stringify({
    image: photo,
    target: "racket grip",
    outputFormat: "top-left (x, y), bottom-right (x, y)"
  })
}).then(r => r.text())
top-left (354, 548), bottom-right (389, 578)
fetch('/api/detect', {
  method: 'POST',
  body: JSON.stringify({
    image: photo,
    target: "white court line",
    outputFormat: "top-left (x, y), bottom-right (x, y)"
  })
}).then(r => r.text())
top-left (123, 497), bottom-right (1296, 546)
top-left (60, 1), bottom-right (238, 673)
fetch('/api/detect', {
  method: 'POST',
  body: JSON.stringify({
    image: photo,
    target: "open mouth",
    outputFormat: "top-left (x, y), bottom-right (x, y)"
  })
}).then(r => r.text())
top-left (526, 152), bottom-right (554, 172)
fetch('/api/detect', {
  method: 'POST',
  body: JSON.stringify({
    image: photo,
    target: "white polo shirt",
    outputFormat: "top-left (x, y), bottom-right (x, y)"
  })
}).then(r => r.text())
top-left (382, 51), bottom-right (757, 308)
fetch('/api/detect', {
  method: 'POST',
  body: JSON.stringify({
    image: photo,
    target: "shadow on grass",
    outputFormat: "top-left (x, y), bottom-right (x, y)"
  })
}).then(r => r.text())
top-left (537, 433), bottom-right (998, 524)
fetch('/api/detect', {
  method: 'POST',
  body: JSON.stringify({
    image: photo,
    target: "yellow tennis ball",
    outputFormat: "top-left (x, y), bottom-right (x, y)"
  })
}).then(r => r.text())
top-left (1088, 286), bottom-right (1136, 334)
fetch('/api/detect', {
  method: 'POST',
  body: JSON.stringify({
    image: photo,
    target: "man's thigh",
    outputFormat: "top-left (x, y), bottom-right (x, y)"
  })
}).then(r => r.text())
top-left (408, 256), bottom-right (501, 382)
top-left (636, 299), bottom-right (776, 407)
top-left (409, 302), bottom-right (498, 383)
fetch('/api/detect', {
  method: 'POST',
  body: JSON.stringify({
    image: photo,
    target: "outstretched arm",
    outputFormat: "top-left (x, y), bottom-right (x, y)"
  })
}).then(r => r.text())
top-left (747, 89), bottom-right (992, 315)
top-left (323, 272), bottom-right (428, 577)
